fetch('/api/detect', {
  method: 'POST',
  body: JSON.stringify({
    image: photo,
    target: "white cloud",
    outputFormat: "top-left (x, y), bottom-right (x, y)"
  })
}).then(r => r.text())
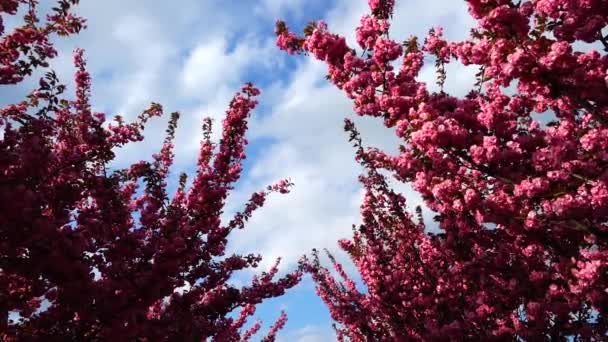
top-left (253, 0), bottom-right (333, 20)
top-left (255, 0), bottom-right (305, 18)
top-left (181, 38), bottom-right (232, 94)
top-left (179, 36), bottom-right (276, 96)
top-left (390, 0), bottom-right (475, 41)
top-left (278, 324), bottom-right (335, 342)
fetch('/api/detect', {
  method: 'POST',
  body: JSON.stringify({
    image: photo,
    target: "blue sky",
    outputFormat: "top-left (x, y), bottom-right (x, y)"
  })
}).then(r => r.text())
top-left (3, 0), bottom-right (481, 340)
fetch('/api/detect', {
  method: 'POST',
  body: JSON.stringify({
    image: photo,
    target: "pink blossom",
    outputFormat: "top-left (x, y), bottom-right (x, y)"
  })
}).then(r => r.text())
top-left (278, 0), bottom-right (608, 339)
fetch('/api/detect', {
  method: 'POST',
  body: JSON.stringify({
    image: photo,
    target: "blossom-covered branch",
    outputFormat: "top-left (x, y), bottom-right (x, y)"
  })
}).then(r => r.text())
top-left (279, 0), bottom-right (608, 339)
top-left (1, 2), bottom-right (299, 340)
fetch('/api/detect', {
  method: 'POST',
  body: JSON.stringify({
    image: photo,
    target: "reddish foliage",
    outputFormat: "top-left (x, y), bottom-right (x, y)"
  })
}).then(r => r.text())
top-left (279, 0), bottom-right (608, 340)
top-left (1, 2), bottom-right (299, 340)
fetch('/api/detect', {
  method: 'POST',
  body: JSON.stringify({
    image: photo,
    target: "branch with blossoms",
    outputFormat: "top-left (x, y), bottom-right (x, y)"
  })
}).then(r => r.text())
top-left (0, 0), bottom-right (85, 84)
top-left (1, 2), bottom-right (300, 340)
top-left (278, 0), bottom-right (608, 339)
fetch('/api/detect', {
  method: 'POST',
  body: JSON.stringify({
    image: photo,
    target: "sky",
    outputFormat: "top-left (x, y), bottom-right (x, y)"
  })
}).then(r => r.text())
top-left (3, 0), bottom-right (480, 340)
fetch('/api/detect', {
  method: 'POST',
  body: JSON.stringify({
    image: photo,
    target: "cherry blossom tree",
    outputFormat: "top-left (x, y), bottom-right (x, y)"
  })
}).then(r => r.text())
top-left (278, 0), bottom-right (608, 340)
top-left (1, 1), bottom-right (300, 340)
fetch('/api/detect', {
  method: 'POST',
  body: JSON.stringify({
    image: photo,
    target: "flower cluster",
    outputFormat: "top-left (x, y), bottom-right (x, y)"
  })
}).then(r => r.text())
top-left (1, 2), bottom-right (299, 340)
top-left (279, 0), bottom-right (608, 339)
top-left (0, 0), bottom-right (85, 84)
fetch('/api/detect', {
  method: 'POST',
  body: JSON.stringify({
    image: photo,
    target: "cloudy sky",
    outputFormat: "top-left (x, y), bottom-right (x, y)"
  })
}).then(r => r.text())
top-left (4, 0), bottom-right (479, 340)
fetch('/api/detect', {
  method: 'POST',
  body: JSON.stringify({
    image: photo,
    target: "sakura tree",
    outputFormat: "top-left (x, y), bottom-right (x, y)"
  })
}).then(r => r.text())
top-left (1, 1), bottom-right (300, 340)
top-left (278, 0), bottom-right (608, 340)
